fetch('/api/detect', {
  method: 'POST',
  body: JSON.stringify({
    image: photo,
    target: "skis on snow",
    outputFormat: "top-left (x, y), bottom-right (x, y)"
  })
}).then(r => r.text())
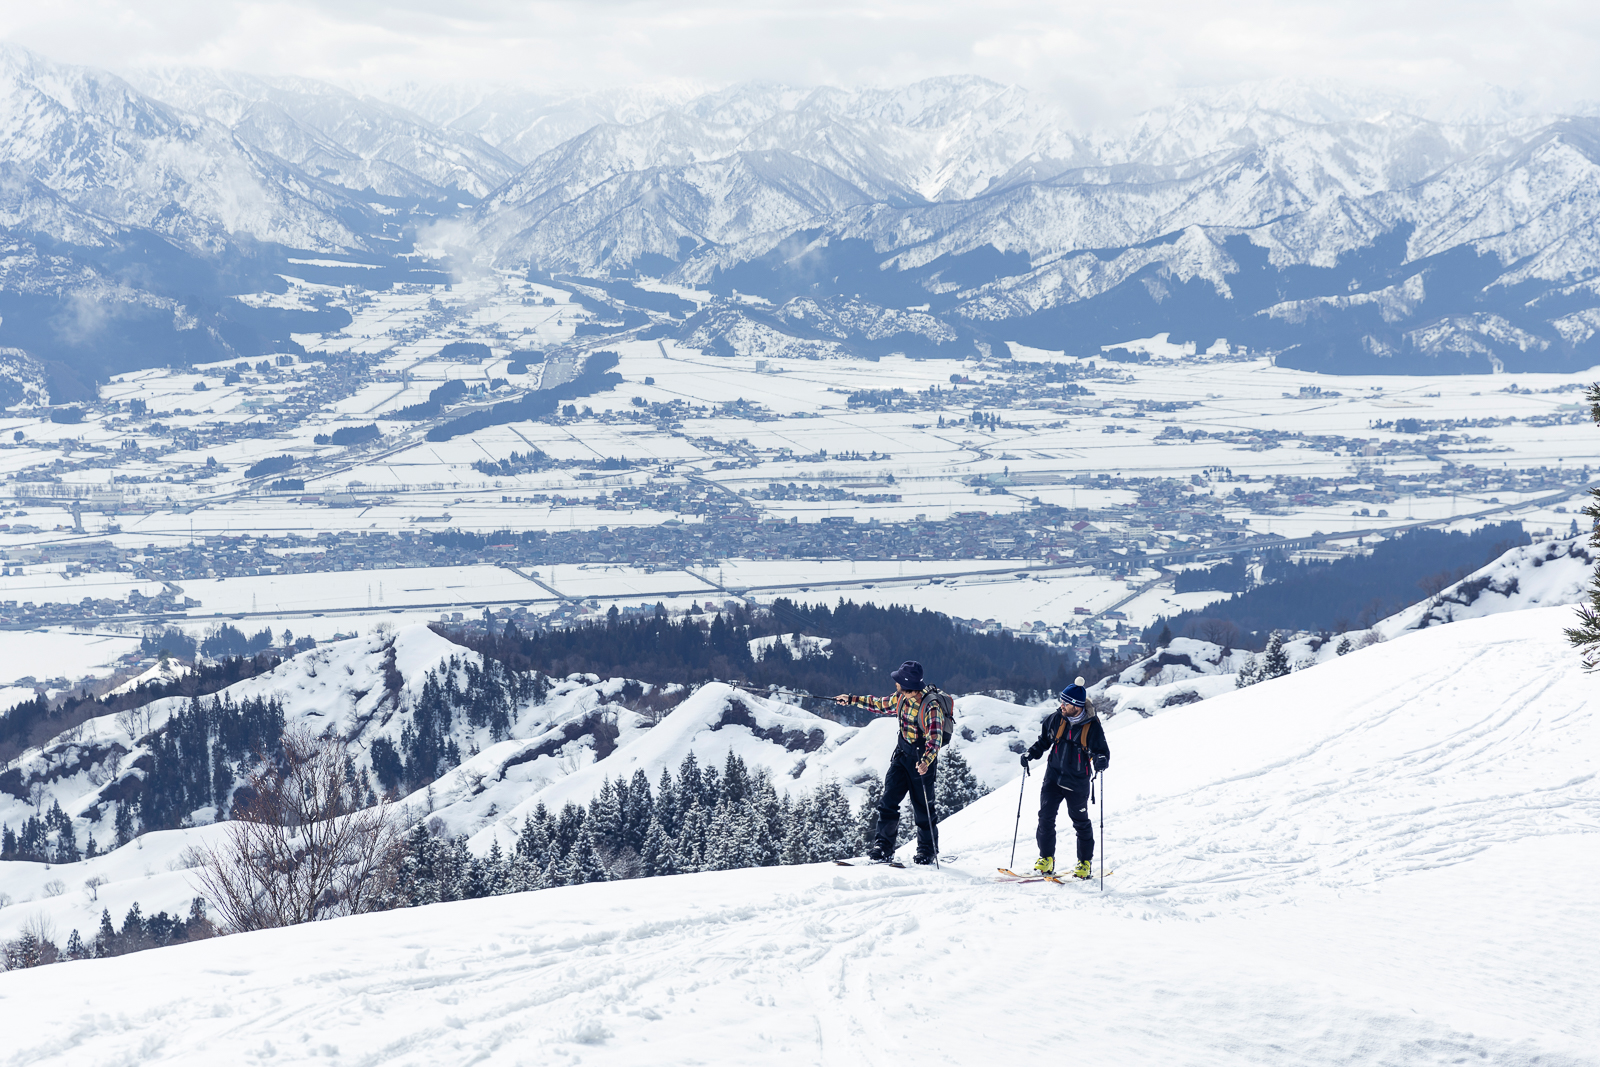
top-left (995, 867), bottom-right (1112, 884)
top-left (835, 857), bottom-right (906, 869)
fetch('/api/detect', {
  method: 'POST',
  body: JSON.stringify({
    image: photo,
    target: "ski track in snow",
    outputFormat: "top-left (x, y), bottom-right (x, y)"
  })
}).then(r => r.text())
top-left (2, 607), bottom-right (1597, 1066)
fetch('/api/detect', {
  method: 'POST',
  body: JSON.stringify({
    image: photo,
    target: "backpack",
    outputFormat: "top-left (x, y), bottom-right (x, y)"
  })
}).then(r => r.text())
top-left (1052, 705), bottom-right (1097, 776)
top-left (921, 685), bottom-right (955, 748)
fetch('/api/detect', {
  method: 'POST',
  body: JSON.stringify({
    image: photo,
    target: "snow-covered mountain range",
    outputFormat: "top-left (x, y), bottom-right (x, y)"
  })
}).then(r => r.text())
top-left (5, 44), bottom-right (1600, 392)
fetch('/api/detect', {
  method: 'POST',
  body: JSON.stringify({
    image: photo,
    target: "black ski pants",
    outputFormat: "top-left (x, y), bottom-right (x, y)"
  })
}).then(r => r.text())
top-left (875, 747), bottom-right (938, 856)
top-left (1037, 775), bottom-right (1094, 863)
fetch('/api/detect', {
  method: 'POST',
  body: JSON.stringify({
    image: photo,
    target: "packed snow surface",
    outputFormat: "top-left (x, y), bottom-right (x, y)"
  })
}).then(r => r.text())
top-left (1, 606), bottom-right (1595, 1065)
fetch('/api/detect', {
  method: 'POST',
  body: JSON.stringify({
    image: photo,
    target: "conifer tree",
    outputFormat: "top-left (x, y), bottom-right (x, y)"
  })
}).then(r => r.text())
top-left (676, 752), bottom-right (702, 811)
top-left (625, 768), bottom-right (654, 853)
top-left (781, 796), bottom-right (814, 865)
top-left (560, 822), bottom-right (610, 884)
top-left (589, 779), bottom-right (624, 856)
top-left (854, 780), bottom-right (884, 855)
top-left (641, 813), bottom-right (676, 876)
top-left (94, 908), bottom-right (116, 958)
top-left (654, 768), bottom-right (680, 840)
top-left (1565, 381), bottom-right (1600, 667)
top-left (703, 802), bottom-right (743, 871)
top-left (674, 799), bottom-right (707, 872)
top-left (933, 747), bottom-right (984, 821)
top-left (808, 779), bottom-right (856, 862)
top-left (1261, 632), bottom-right (1291, 680)
top-left (748, 775), bottom-right (782, 867)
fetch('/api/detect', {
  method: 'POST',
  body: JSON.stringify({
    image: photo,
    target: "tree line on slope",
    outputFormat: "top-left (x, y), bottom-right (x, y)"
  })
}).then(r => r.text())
top-left (0, 899), bottom-right (216, 971)
top-left (455, 598), bottom-right (1083, 708)
top-left (0, 650), bottom-right (285, 766)
top-left (1146, 522), bottom-right (1531, 647)
top-left (396, 747), bottom-right (984, 906)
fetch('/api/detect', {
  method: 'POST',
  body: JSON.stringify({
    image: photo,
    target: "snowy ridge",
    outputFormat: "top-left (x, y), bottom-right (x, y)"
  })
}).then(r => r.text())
top-left (1, 607), bottom-right (1595, 1064)
top-left (1379, 534), bottom-right (1594, 635)
top-left (1089, 534), bottom-right (1595, 719)
top-left (0, 626), bottom-right (1048, 929)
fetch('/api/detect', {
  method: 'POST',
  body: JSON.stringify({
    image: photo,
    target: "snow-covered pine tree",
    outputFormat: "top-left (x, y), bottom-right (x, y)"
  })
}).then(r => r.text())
top-left (673, 799), bottom-right (707, 873)
top-left (625, 768), bottom-right (654, 854)
top-left (481, 841), bottom-right (509, 897)
top-left (397, 822), bottom-right (439, 906)
top-left (934, 747), bottom-right (983, 821)
top-left (641, 812), bottom-right (676, 876)
top-left (1565, 382), bottom-right (1600, 668)
top-left (781, 795), bottom-right (814, 864)
top-left (1261, 632), bottom-right (1291, 680)
top-left (747, 775), bottom-right (782, 867)
top-left (588, 779), bottom-right (624, 858)
top-left (93, 908), bottom-right (116, 958)
top-left (676, 752), bottom-right (702, 811)
top-left (853, 780), bottom-right (884, 855)
top-left (514, 805), bottom-right (554, 868)
top-left (654, 767), bottom-right (680, 840)
top-left (808, 778), bottom-right (856, 862)
top-left (1235, 653), bottom-right (1262, 688)
top-left (560, 822), bottom-right (609, 884)
top-left (703, 802), bottom-right (743, 871)
top-left (700, 763), bottom-right (723, 809)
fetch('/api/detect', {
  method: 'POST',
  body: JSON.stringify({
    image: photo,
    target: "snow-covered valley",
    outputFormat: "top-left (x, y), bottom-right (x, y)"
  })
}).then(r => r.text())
top-left (0, 605), bottom-right (1594, 1065)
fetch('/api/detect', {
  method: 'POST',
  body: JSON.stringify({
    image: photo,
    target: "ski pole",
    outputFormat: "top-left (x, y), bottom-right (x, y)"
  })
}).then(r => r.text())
top-left (1099, 769), bottom-right (1105, 893)
top-left (920, 772), bottom-right (940, 871)
top-left (1009, 759), bottom-right (1029, 872)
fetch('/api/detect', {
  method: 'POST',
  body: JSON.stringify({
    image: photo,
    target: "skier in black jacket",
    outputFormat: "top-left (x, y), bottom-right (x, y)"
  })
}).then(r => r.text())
top-left (1021, 679), bottom-right (1109, 879)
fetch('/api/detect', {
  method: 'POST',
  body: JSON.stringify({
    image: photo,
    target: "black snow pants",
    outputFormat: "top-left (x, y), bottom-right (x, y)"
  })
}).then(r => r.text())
top-left (1036, 774), bottom-right (1094, 863)
top-left (875, 742), bottom-right (938, 856)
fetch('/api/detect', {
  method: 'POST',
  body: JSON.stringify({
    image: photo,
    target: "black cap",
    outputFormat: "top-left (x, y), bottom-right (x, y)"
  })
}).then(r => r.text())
top-left (890, 660), bottom-right (924, 689)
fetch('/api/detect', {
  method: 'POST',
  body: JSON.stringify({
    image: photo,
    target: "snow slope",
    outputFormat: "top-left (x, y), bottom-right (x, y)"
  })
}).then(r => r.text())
top-left (1, 606), bottom-right (1594, 1065)
top-left (1380, 533), bottom-right (1594, 635)
top-left (1093, 533), bottom-right (1595, 720)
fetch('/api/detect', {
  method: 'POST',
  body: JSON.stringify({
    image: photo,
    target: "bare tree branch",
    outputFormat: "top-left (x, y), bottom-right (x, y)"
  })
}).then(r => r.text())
top-left (197, 728), bottom-right (401, 932)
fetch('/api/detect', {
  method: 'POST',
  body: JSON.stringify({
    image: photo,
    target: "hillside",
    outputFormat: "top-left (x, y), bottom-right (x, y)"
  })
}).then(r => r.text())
top-left (1096, 532), bottom-right (1593, 719)
top-left (0, 606), bottom-right (1593, 1064)
top-left (0, 622), bottom-right (1050, 931)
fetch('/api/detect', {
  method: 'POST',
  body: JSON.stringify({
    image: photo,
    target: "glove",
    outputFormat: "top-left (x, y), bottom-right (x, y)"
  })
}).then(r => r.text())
top-left (1020, 752), bottom-right (1032, 768)
top-left (1093, 755), bottom-right (1109, 772)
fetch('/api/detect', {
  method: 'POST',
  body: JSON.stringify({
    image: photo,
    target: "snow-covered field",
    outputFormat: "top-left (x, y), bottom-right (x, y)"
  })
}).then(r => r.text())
top-left (1, 606), bottom-right (1594, 1065)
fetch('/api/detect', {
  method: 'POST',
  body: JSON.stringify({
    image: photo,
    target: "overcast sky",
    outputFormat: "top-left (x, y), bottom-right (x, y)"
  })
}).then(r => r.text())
top-left (3, 1), bottom-right (1597, 123)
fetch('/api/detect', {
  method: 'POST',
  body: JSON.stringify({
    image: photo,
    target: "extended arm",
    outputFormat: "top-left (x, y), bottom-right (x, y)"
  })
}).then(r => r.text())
top-left (835, 693), bottom-right (898, 715)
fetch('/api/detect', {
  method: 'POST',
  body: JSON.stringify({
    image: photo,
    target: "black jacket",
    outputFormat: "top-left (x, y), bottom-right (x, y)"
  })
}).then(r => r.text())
top-left (1027, 710), bottom-right (1110, 784)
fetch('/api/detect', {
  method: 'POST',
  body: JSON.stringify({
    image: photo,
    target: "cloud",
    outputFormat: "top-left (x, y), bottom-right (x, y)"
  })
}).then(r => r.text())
top-left (2, 0), bottom-right (1597, 124)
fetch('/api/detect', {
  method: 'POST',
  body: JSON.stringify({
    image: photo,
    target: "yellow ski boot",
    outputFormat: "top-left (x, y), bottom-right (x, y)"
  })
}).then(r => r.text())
top-left (1032, 856), bottom-right (1054, 876)
top-left (1072, 859), bottom-right (1093, 880)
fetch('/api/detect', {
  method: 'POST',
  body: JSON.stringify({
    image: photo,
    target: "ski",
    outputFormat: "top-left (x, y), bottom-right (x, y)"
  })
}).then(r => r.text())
top-left (835, 858), bottom-right (906, 869)
top-left (996, 867), bottom-right (1114, 884)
